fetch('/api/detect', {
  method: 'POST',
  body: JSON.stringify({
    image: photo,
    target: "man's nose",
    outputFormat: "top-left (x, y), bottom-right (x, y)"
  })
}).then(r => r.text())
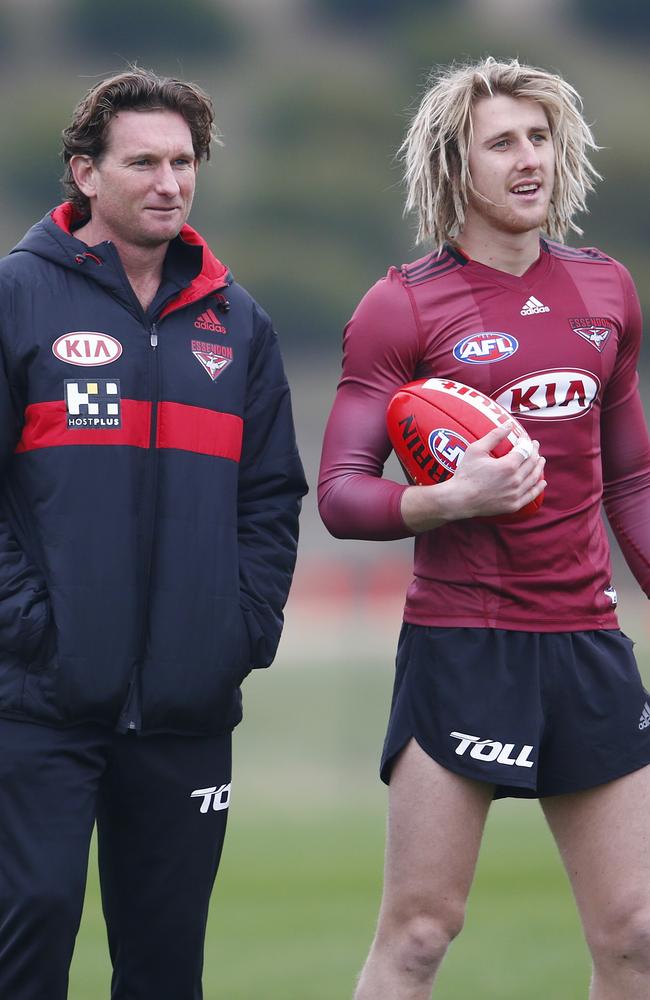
top-left (516, 139), bottom-right (541, 171)
top-left (154, 163), bottom-right (181, 195)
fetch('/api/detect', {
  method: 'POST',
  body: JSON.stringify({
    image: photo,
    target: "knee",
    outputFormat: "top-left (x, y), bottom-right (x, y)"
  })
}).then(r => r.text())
top-left (385, 905), bottom-right (465, 982)
top-left (588, 905), bottom-right (650, 976)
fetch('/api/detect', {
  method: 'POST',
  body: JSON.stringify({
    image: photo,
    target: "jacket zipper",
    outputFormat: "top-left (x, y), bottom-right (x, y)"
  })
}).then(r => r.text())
top-left (119, 320), bottom-right (159, 732)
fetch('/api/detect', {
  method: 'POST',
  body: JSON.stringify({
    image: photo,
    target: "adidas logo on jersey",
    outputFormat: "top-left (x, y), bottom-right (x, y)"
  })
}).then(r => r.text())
top-left (194, 308), bottom-right (226, 334)
top-left (639, 703), bottom-right (650, 731)
top-left (520, 296), bottom-right (550, 316)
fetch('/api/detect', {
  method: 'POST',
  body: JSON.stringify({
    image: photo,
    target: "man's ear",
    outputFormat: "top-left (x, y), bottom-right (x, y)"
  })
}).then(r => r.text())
top-left (69, 155), bottom-right (97, 198)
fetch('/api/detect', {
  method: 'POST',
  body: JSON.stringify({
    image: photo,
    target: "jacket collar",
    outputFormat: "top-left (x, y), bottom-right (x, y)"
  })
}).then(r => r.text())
top-left (50, 203), bottom-right (230, 318)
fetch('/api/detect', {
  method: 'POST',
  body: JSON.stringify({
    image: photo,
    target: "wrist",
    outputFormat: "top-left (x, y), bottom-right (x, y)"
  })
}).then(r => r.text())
top-left (400, 481), bottom-right (460, 534)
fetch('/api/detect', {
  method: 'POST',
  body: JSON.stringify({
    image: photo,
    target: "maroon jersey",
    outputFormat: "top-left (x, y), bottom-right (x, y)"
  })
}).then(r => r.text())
top-left (318, 240), bottom-right (650, 631)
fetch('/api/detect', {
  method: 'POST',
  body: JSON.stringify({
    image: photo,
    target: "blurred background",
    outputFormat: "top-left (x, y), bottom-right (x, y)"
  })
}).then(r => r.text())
top-left (1, 0), bottom-right (647, 996)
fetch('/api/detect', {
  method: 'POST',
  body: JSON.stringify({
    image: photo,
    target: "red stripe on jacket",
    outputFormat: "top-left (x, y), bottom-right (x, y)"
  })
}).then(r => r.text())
top-left (15, 399), bottom-right (243, 461)
top-left (16, 399), bottom-right (152, 451)
top-left (156, 402), bottom-right (243, 460)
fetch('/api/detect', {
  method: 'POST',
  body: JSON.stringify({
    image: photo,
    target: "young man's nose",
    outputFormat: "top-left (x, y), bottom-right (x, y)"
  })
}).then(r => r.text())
top-left (516, 139), bottom-right (541, 171)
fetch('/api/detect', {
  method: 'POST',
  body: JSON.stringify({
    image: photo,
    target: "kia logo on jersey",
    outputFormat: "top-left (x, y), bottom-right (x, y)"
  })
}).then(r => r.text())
top-left (53, 332), bottom-right (123, 366)
top-left (494, 369), bottom-right (600, 420)
top-left (428, 428), bottom-right (469, 473)
top-left (453, 332), bottom-right (518, 364)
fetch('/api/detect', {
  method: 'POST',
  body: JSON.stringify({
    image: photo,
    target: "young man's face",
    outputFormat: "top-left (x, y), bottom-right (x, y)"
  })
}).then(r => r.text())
top-left (463, 94), bottom-right (555, 239)
top-left (80, 109), bottom-right (198, 249)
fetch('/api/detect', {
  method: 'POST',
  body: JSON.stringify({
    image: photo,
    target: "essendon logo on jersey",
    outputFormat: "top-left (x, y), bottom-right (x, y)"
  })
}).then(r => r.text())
top-left (453, 332), bottom-right (518, 364)
top-left (191, 340), bottom-right (233, 381)
top-left (494, 368), bottom-right (600, 420)
top-left (428, 428), bottom-right (469, 473)
top-left (569, 316), bottom-right (613, 352)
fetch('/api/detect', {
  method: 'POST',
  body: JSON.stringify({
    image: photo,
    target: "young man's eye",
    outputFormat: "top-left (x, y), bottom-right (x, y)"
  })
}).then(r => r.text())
top-left (492, 139), bottom-right (509, 149)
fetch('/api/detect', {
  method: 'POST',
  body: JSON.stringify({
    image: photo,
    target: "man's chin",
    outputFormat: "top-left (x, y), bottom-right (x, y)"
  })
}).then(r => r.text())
top-left (137, 226), bottom-right (183, 248)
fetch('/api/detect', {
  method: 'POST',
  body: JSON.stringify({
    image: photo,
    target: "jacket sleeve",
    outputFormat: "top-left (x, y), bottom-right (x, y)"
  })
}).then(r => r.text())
top-left (237, 305), bottom-right (307, 668)
top-left (0, 334), bottom-right (50, 656)
top-left (601, 264), bottom-right (650, 597)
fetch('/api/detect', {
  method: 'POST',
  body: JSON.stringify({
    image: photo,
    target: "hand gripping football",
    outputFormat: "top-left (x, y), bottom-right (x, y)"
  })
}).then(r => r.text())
top-left (386, 377), bottom-right (544, 522)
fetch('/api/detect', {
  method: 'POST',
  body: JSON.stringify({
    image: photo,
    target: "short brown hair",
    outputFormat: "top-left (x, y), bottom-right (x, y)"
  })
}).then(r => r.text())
top-left (61, 67), bottom-right (217, 214)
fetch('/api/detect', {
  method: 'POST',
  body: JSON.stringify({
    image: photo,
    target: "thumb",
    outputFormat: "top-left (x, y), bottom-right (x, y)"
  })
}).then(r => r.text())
top-left (471, 421), bottom-right (514, 454)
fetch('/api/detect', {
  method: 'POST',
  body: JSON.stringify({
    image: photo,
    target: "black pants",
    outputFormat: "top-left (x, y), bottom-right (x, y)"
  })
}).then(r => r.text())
top-left (0, 718), bottom-right (232, 999)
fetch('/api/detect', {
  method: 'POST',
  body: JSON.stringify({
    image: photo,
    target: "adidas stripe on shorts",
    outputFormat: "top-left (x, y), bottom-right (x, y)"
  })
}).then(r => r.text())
top-left (381, 625), bottom-right (650, 798)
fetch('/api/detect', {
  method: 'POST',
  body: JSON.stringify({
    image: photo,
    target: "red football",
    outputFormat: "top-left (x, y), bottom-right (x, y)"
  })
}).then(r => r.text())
top-left (386, 377), bottom-right (544, 523)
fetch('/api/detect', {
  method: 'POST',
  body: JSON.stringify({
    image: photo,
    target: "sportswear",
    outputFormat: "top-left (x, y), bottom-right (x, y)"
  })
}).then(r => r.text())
top-left (319, 240), bottom-right (650, 631)
top-left (0, 719), bottom-right (232, 999)
top-left (0, 204), bottom-right (307, 735)
top-left (381, 624), bottom-right (650, 798)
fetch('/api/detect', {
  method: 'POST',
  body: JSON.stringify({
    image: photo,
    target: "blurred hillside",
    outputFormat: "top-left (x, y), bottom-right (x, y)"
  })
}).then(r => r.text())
top-left (0, 0), bottom-right (648, 349)
top-left (0, 0), bottom-right (647, 637)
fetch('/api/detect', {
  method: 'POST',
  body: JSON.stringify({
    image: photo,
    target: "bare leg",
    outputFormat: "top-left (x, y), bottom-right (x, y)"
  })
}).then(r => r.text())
top-left (354, 739), bottom-right (493, 1000)
top-left (542, 766), bottom-right (650, 1000)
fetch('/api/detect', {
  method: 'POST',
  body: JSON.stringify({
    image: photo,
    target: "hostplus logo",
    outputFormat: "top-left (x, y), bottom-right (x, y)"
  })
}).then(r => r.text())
top-left (65, 379), bottom-right (121, 428)
top-left (194, 308), bottom-right (226, 334)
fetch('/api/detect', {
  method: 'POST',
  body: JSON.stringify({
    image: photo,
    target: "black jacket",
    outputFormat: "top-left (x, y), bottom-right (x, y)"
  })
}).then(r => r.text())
top-left (0, 205), bottom-right (307, 734)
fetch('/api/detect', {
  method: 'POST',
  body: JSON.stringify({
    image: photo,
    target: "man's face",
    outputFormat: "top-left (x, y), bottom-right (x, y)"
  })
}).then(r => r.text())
top-left (82, 109), bottom-right (198, 248)
top-left (463, 94), bottom-right (555, 238)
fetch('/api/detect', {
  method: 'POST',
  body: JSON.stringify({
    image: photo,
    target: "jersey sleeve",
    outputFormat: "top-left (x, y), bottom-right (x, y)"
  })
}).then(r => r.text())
top-left (318, 269), bottom-right (421, 540)
top-left (601, 264), bottom-right (650, 597)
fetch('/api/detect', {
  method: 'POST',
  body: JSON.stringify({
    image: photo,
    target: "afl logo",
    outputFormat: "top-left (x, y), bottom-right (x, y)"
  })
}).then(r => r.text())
top-left (428, 428), bottom-right (469, 474)
top-left (52, 332), bottom-right (122, 367)
top-left (453, 333), bottom-right (518, 364)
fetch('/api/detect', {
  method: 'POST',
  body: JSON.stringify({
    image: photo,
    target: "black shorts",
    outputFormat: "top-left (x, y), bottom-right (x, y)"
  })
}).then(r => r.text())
top-left (381, 625), bottom-right (650, 799)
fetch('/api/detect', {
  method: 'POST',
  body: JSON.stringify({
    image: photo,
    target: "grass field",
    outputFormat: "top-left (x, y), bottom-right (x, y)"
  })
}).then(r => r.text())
top-left (68, 607), bottom-right (649, 999)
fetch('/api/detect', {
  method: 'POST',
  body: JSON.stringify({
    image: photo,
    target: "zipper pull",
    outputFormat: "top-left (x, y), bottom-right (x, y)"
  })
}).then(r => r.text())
top-left (150, 323), bottom-right (158, 349)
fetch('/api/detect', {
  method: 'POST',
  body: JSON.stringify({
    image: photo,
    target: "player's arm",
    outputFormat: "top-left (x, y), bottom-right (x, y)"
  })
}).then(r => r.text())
top-left (601, 266), bottom-right (650, 596)
top-left (318, 273), bottom-right (545, 539)
top-left (318, 272), bottom-right (421, 540)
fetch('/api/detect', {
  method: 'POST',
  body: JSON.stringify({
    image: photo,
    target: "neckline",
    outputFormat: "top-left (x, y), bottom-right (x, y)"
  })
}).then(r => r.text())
top-left (445, 239), bottom-right (552, 291)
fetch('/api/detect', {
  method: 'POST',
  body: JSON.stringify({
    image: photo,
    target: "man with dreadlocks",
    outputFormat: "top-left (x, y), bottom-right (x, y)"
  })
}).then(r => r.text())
top-left (319, 57), bottom-right (650, 998)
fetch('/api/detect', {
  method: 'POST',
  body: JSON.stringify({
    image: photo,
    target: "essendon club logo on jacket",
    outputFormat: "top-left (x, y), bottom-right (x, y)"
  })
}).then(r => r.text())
top-left (191, 340), bottom-right (233, 381)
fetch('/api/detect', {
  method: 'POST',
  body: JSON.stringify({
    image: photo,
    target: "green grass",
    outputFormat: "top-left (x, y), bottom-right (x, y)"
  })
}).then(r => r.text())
top-left (68, 621), bottom-right (648, 999)
top-left (69, 801), bottom-right (590, 999)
